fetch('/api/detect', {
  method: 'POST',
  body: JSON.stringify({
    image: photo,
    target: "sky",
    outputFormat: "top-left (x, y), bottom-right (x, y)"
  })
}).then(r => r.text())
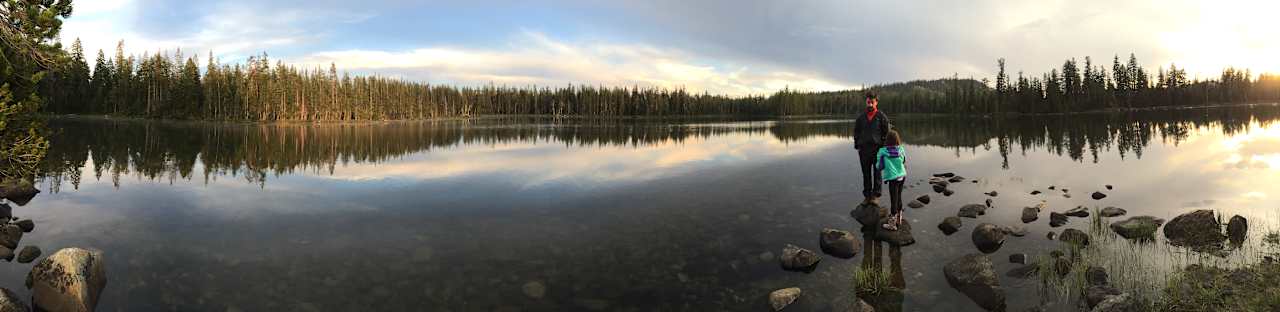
top-left (61, 0), bottom-right (1280, 97)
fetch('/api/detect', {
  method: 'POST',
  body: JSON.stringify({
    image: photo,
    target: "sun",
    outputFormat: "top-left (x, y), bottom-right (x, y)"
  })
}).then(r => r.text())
top-left (1158, 0), bottom-right (1280, 78)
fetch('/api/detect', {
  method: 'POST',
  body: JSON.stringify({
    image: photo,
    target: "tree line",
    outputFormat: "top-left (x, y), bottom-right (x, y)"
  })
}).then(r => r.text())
top-left (35, 40), bottom-right (1280, 120)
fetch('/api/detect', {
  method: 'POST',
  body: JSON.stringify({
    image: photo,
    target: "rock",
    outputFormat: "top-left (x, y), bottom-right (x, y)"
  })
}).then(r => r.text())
top-left (984, 198), bottom-right (993, 208)
top-left (972, 224), bottom-right (1006, 253)
top-left (818, 229), bottom-right (859, 259)
top-left (0, 247), bottom-right (11, 262)
top-left (1065, 206), bottom-right (1090, 218)
top-left (984, 191), bottom-right (998, 197)
top-left (943, 254), bottom-right (1006, 311)
top-left (1105, 185), bottom-right (1113, 190)
top-left (780, 244), bottom-right (821, 271)
top-left (768, 287), bottom-right (801, 311)
top-left (1109, 216), bottom-right (1165, 240)
top-left (1046, 231), bottom-right (1056, 240)
top-left (1091, 191), bottom-right (1107, 200)
top-left (18, 246), bottom-right (40, 263)
top-left (958, 204), bottom-right (987, 218)
top-left (1001, 225), bottom-right (1028, 237)
top-left (907, 200), bottom-right (924, 209)
top-left (1063, 193), bottom-right (1072, 199)
top-left (0, 225), bottom-right (21, 249)
top-left (0, 180), bottom-right (39, 206)
top-left (1085, 266), bottom-right (1108, 286)
top-left (1062, 188), bottom-right (1070, 193)
top-left (1227, 215), bottom-right (1248, 246)
top-left (932, 184), bottom-right (947, 193)
top-left (1021, 207), bottom-right (1039, 223)
top-left (1009, 253), bottom-right (1027, 264)
top-left (933, 173), bottom-right (956, 178)
top-left (522, 281), bottom-right (547, 299)
top-left (27, 248), bottom-right (107, 312)
top-left (1163, 210), bottom-right (1226, 249)
top-left (939, 217), bottom-right (962, 235)
top-left (1048, 186), bottom-right (1056, 190)
top-left (948, 176), bottom-right (965, 183)
top-left (0, 288), bottom-right (29, 312)
top-left (1030, 190), bottom-right (1041, 195)
top-left (1091, 293), bottom-right (1138, 312)
top-left (850, 203), bottom-right (888, 229)
top-left (1059, 229), bottom-right (1090, 246)
top-left (14, 220), bottom-right (33, 233)
top-left (852, 299), bottom-right (874, 312)
top-left (1049, 212), bottom-right (1068, 227)
top-left (1084, 285), bottom-right (1121, 309)
top-left (916, 195), bottom-right (931, 205)
top-left (943, 189), bottom-right (955, 197)
top-left (0, 204), bottom-right (9, 221)
top-left (873, 218), bottom-right (916, 247)
top-left (1099, 207), bottom-right (1127, 217)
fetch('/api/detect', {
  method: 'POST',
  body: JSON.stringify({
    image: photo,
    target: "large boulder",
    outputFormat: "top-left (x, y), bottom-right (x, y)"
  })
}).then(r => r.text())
top-left (1059, 228), bottom-right (1090, 247)
top-left (1064, 206), bottom-right (1090, 218)
top-left (851, 203), bottom-right (888, 229)
top-left (873, 218), bottom-right (915, 247)
top-left (971, 223), bottom-right (1006, 254)
top-left (938, 217), bottom-right (962, 235)
top-left (26, 248), bottom-right (107, 312)
top-left (958, 204), bottom-right (987, 218)
top-left (0, 288), bottom-right (29, 312)
top-left (780, 244), bottom-right (820, 271)
top-left (1099, 207), bottom-right (1127, 217)
top-left (0, 225), bottom-right (21, 249)
top-left (1163, 210), bottom-right (1226, 249)
top-left (1049, 212), bottom-right (1069, 227)
top-left (818, 229), bottom-right (859, 258)
top-left (0, 180), bottom-right (39, 206)
top-left (1021, 207), bottom-right (1039, 223)
top-left (1109, 216), bottom-right (1164, 241)
top-left (943, 254), bottom-right (1006, 311)
top-left (768, 287), bottom-right (801, 311)
top-left (1226, 215), bottom-right (1248, 246)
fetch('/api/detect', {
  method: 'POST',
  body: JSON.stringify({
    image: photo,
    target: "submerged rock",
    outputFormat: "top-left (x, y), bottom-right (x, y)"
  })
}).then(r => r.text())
top-left (933, 173), bottom-right (956, 178)
top-left (1110, 216), bottom-right (1165, 240)
top-left (984, 198), bottom-right (993, 208)
top-left (916, 195), bottom-right (931, 205)
top-left (818, 229), bottom-right (859, 259)
top-left (948, 176), bottom-right (965, 183)
top-left (1064, 206), bottom-right (1090, 218)
top-left (18, 246), bottom-right (41, 263)
top-left (1105, 185), bottom-right (1113, 190)
top-left (1099, 207), bottom-right (1127, 218)
top-left (1091, 293), bottom-right (1138, 312)
top-left (1006, 264), bottom-right (1038, 279)
top-left (1085, 266), bottom-right (1108, 286)
top-left (14, 219), bottom-right (33, 233)
top-left (958, 204), bottom-right (987, 218)
top-left (874, 218), bottom-right (915, 247)
top-left (943, 254), bottom-right (1006, 311)
top-left (1046, 231), bottom-right (1056, 240)
top-left (27, 248), bottom-right (107, 312)
top-left (1085, 285), bottom-right (1122, 308)
top-left (1001, 225), bottom-right (1028, 237)
top-left (0, 247), bottom-right (11, 262)
top-left (984, 191), bottom-right (998, 197)
top-left (1091, 191), bottom-right (1107, 200)
top-left (768, 287), bottom-right (801, 311)
top-left (1049, 212), bottom-right (1069, 227)
top-left (1227, 215), bottom-right (1248, 246)
top-left (943, 189), bottom-right (955, 197)
top-left (0, 225), bottom-right (21, 249)
top-left (0, 288), bottom-right (28, 312)
top-left (1008, 253), bottom-right (1027, 265)
top-left (1021, 207), bottom-right (1039, 223)
top-left (972, 223), bottom-right (1006, 254)
top-left (1163, 210), bottom-right (1226, 249)
top-left (1059, 229), bottom-right (1091, 246)
top-left (907, 200), bottom-right (924, 209)
top-left (939, 217), bottom-right (962, 235)
top-left (932, 184), bottom-right (947, 193)
top-left (1031, 190), bottom-right (1042, 195)
top-left (780, 244), bottom-right (821, 271)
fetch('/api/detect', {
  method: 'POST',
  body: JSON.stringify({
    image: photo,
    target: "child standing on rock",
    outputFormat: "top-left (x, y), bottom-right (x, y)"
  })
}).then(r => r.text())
top-left (877, 130), bottom-right (907, 230)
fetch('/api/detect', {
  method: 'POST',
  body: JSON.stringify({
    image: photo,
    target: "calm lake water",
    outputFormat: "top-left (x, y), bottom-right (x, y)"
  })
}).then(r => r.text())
top-left (6, 104), bottom-right (1280, 311)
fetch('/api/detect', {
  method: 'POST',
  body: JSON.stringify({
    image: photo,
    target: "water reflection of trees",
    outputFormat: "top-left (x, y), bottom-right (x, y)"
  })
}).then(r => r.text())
top-left (37, 105), bottom-right (1280, 189)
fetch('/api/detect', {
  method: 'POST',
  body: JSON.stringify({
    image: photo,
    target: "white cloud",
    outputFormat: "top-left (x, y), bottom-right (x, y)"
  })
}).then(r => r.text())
top-left (290, 31), bottom-right (853, 97)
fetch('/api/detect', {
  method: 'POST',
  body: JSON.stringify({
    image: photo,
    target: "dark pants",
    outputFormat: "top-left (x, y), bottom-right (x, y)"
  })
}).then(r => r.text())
top-left (887, 179), bottom-right (904, 215)
top-left (858, 146), bottom-right (882, 197)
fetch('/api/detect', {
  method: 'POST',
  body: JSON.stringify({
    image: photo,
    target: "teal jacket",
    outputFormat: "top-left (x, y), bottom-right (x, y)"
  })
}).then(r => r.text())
top-left (875, 146), bottom-right (906, 182)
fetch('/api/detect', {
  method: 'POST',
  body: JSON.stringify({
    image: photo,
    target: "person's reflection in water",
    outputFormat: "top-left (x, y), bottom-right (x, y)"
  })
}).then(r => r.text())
top-left (858, 232), bottom-right (905, 312)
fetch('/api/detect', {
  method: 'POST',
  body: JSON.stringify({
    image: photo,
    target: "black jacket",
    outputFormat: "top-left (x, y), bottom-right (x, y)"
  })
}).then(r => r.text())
top-left (854, 111), bottom-right (890, 149)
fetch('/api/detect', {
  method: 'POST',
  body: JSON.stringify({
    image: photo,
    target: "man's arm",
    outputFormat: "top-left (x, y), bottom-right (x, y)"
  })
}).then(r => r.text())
top-left (878, 114), bottom-right (891, 144)
top-left (853, 118), bottom-right (863, 149)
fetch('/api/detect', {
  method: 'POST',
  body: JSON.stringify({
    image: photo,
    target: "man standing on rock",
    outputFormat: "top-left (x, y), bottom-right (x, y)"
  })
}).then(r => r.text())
top-left (854, 91), bottom-right (891, 204)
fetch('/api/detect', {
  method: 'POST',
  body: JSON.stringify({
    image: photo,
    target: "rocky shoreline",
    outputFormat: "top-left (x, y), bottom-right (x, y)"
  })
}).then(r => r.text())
top-left (1, 180), bottom-right (108, 312)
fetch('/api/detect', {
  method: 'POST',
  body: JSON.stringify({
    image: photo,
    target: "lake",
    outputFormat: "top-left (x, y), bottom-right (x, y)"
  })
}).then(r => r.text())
top-left (7, 104), bottom-right (1280, 311)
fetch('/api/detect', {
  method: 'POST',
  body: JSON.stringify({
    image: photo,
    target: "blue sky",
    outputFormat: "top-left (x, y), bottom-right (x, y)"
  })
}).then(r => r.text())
top-left (62, 0), bottom-right (1280, 96)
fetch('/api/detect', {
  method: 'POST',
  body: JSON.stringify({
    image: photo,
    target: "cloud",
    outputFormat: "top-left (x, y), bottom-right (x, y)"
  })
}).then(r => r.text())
top-left (291, 31), bottom-right (852, 96)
